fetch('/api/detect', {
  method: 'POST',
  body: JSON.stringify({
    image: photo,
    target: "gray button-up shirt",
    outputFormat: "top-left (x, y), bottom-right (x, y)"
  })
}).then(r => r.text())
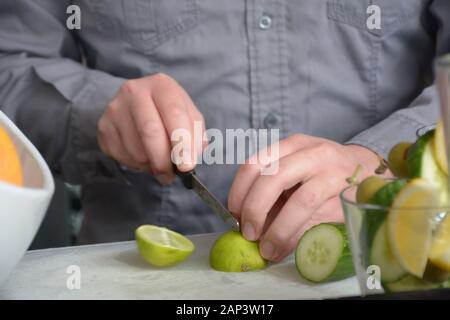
top-left (1, 0), bottom-right (449, 243)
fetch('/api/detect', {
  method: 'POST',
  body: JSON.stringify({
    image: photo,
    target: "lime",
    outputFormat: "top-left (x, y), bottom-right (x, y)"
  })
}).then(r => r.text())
top-left (388, 142), bottom-right (412, 178)
top-left (387, 179), bottom-right (439, 277)
top-left (135, 225), bottom-right (195, 267)
top-left (356, 176), bottom-right (388, 204)
top-left (210, 231), bottom-right (267, 272)
top-left (434, 120), bottom-right (448, 175)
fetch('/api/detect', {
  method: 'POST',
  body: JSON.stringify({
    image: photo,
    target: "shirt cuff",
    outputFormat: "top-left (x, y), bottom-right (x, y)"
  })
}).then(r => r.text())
top-left (61, 70), bottom-right (128, 184)
top-left (345, 113), bottom-right (434, 159)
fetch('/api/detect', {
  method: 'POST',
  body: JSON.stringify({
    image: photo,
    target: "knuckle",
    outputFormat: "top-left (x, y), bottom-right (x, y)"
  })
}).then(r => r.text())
top-left (291, 189), bottom-right (318, 210)
top-left (152, 72), bottom-right (171, 82)
top-left (120, 80), bottom-right (140, 95)
top-left (168, 104), bottom-right (186, 119)
top-left (152, 72), bottom-right (175, 89)
top-left (316, 142), bottom-right (336, 159)
top-left (291, 133), bottom-right (305, 144)
top-left (240, 161), bottom-right (260, 177)
top-left (139, 119), bottom-right (162, 139)
top-left (107, 102), bottom-right (121, 119)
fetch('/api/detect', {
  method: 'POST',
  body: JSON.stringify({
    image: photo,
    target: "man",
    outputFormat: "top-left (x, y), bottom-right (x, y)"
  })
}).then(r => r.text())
top-left (0, 1), bottom-right (448, 261)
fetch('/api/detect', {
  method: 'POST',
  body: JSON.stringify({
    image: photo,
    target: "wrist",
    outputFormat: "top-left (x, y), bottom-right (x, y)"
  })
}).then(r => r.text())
top-left (345, 144), bottom-right (392, 177)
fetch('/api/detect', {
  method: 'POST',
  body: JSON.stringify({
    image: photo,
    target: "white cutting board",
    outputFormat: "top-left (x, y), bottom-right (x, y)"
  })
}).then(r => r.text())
top-left (0, 233), bottom-right (360, 299)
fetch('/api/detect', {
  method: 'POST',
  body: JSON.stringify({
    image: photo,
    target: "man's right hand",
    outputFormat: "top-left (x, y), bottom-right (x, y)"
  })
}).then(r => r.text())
top-left (97, 73), bottom-right (205, 185)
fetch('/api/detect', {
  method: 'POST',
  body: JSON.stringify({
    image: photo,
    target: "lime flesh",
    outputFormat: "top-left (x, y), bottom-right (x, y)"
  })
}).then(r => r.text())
top-left (135, 225), bottom-right (195, 267)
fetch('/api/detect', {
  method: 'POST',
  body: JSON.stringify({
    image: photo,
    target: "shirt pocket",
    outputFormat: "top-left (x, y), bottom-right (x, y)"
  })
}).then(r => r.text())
top-left (91, 0), bottom-right (199, 53)
top-left (327, 0), bottom-right (425, 37)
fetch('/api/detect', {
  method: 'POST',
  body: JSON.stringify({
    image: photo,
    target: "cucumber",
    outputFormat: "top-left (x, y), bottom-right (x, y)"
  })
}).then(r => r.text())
top-left (383, 275), bottom-right (440, 293)
top-left (370, 221), bottom-right (406, 283)
top-left (407, 130), bottom-right (449, 206)
top-left (360, 179), bottom-right (405, 268)
top-left (364, 179), bottom-right (406, 252)
top-left (295, 223), bottom-right (354, 283)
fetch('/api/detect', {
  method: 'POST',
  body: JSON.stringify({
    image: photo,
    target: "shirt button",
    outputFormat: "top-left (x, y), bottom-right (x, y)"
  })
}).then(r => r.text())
top-left (263, 113), bottom-right (279, 129)
top-left (259, 15), bottom-right (272, 30)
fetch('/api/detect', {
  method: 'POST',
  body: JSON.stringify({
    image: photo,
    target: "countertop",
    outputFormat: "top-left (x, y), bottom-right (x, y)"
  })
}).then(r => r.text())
top-left (0, 233), bottom-right (360, 300)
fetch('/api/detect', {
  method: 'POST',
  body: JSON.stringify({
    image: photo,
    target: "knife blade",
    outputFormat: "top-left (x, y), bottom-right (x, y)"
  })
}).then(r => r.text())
top-left (176, 168), bottom-right (240, 231)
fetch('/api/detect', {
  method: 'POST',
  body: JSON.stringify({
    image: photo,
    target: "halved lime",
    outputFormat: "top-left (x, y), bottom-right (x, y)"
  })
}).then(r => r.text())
top-left (135, 225), bottom-right (195, 267)
top-left (387, 179), bottom-right (439, 277)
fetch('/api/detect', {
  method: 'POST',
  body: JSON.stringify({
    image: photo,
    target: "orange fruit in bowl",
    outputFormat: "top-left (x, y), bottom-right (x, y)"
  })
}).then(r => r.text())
top-left (0, 126), bottom-right (23, 186)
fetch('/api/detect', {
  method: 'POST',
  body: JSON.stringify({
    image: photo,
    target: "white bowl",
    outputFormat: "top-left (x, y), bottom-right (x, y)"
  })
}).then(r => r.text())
top-left (0, 111), bottom-right (54, 286)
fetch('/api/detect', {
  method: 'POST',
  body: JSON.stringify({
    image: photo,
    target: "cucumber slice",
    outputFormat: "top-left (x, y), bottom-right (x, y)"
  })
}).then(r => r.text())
top-left (407, 130), bottom-right (449, 206)
top-left (383, 275), bottom-right (440, 293)
top-left (295, 223), bottom-right (354, 283)
top-left (370, 222), bottom-right (406, 283)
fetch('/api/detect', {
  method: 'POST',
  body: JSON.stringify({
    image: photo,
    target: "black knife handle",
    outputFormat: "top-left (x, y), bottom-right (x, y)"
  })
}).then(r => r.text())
top-left (173, 165), bottom-right (194, 190)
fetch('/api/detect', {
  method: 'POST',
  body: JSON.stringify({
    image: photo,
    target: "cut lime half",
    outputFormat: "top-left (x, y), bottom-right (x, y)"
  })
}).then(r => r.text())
top-left (135, 225), bottom-right (195, 267)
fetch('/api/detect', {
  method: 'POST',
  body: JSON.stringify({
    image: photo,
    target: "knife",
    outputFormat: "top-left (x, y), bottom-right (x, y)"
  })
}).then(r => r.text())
top-left (175, 167), bottom-right (240, 231)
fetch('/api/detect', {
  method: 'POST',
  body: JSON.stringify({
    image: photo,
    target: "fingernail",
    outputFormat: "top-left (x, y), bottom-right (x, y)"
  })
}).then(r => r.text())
top-left (179, 148), bottom-right (194, 170)
top-left (243, 222), bottom-right (256, 241)
top-left (260, 241), bottom-right (275, 260)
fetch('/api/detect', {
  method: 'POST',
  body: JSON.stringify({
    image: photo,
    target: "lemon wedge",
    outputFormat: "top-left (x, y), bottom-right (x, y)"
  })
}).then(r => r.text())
top-left (387, 179), bottom-right (440, 277)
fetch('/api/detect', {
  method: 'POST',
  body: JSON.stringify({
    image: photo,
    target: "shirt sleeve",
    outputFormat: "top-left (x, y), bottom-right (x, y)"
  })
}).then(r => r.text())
top-left (346, 0), bottom-right (450, 158)
top-left (0, 0), bottom-right (127, 185)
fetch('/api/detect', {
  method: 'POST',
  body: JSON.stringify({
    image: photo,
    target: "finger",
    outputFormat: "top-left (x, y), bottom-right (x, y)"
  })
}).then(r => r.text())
top-left (128, 91), bottom-right (174, 183)
top-left (239, 145), bottom-right (330, 242)
top-left (306, 196), bottom-right (345, 228)
top-left (259, 185), bottom-right (298, 235)
top-left (152, 77), bottom-right (196, 171)
top-left (258, 176), bottom-right (340, 261)
top-left (98, 116), bottom-right (146, 170)
top-left (267, 197), bottom-right (344, 262)
top-left (185, 94), bottom-right (207, 160)
top-left (109, 101), bottom-right (149, 165)
top-left (228, 134), bottom-right (320, 215)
